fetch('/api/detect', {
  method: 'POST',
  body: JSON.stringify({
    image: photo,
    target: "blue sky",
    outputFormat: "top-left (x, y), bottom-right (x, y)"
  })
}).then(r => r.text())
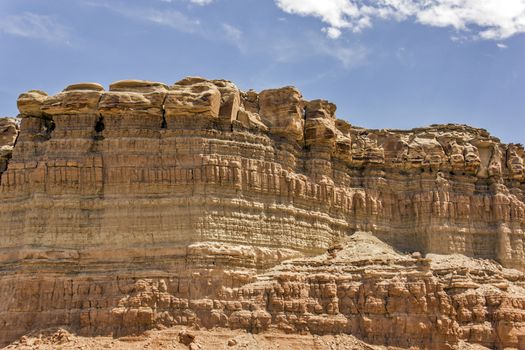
top-left (0, 0), bottom-right (524, 143)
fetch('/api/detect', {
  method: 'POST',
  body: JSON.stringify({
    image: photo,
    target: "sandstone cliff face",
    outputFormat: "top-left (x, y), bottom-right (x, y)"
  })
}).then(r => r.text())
top-left (1, 78), bottom-right (525, 349)
top-left (0, 118), bottom-right (18, 174)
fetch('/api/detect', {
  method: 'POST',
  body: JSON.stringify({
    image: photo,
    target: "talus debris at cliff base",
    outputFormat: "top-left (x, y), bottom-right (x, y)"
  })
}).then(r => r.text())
top-left (1, 77), bottom-right (525, 349)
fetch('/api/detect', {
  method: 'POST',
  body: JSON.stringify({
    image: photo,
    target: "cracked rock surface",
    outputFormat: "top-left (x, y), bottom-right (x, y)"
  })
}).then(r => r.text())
top-left (1, 77), bottom-right (525, 349)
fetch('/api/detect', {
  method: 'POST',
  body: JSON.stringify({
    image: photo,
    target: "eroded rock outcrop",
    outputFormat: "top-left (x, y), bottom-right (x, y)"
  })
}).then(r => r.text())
top-left (0, 118), bottom-right (18, 174)
top-left (106, 233), bottom-right (525, 349)
top-left (1, 77), bottom-right (525, 349)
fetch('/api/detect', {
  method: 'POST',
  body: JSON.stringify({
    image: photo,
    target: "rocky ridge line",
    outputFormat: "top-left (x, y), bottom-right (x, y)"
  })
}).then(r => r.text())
top-left (1, 77), bottom-right (525, 349)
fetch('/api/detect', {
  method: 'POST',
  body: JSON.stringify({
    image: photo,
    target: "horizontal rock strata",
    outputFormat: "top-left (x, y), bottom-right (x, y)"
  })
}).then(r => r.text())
top-left (1, 77), bottom-right (525, 349)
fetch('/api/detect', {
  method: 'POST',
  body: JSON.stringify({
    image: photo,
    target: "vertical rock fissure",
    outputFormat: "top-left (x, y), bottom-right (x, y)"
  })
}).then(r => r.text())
top-left (161, 93), bottom-right (168, 129)
top-left (302, 105), bottom-right (308, 150)
top-left (94, 93), bottom-right (105, 140)
top-left (45, 118), bottom-right (55, 136)
top-left (95, 116), bottom-right (105, 133)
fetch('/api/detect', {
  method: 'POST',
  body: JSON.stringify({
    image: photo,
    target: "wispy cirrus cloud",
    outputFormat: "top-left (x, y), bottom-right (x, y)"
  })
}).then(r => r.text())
top-left (262, 31), bottom-right (368, 70)
top-left (141, 9), bottom-right (202, 33)
top-left (82, 0), bottom-right (366, 70)
top-left (188, 0), bottom-right (213, 5)
top-left (0, 12), bottom-right (69, 43)
top-left (160, 0), bottom-right (213, 5)
top-left (221, 23), bottom-right (245, 51)
top-left (84, 0), bottom-right (202, 33)
top-left (319, 42), bottom-right (368, 69)
top-left (275, 0), bottom-right (525, 41)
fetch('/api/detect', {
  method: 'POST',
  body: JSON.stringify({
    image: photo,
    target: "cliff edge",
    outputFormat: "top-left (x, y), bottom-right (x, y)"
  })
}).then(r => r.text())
top-left (1, 77), bottom-right (525, 349)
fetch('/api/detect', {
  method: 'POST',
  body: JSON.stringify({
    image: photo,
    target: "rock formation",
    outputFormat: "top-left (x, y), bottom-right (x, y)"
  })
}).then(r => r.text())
top-left (1, 78), bottom-right (525, 349)
top-left (0, 118), bottom-right (18, 174)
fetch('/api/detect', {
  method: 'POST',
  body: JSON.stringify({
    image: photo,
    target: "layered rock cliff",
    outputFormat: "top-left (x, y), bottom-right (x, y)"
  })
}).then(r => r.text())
top-left (1, 78), bottom-right (525, 349)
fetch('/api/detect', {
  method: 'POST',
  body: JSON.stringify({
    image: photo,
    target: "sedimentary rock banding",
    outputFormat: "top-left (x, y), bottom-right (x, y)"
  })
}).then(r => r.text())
top-left (1, 77), bottom-right (525, 348)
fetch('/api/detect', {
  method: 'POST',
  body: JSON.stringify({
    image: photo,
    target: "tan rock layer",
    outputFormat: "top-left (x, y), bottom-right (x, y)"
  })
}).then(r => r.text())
top-left (1, 77), bottom-right (525, 349)
top-left (2, 235), bottom-right (525, 349)
top-left (0, 118), bottom-right (19, 174)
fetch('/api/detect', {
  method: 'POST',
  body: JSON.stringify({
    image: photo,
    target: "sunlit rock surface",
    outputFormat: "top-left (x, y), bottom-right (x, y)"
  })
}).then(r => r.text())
top-left (1, 77), bottom-right (525, 349)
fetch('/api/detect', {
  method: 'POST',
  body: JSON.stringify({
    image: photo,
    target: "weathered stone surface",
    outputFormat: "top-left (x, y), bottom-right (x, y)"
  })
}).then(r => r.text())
top-left (259, 86), bottom-right (304, 143)
top-left (42, 90), bottom-right (102, 115)
top-left (241, 89), bottom-right (259, 114)
top-left (2, 78), bottom-right (525, 349)
top-left (164, 80), bottom-right (221, 122)
top-left (212, 79), bottom-right (241, 122)
top-left (0, 118), bottom-right (19, 173)
top-left (1, 326), bottom-right (400, 349)
top-left (64, 82), bottom-right (105, 92)
top-left (304, 99), bottom-right (337, 148)
top-left (16, 90), bottom-right (48, 117)
top-left (109, 79), bottom-right (168, 93)
top-left (236, 107), bottom-right (268, 132)
top-left (99, 80), bottom-right (167, 118)
top-left (0, 118), bottom-right (18, 148)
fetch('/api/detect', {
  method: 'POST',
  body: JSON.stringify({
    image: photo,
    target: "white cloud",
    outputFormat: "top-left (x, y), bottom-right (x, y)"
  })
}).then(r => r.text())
top-left (316, 40), bottom-right (368, 69)
top-left (276, 0), bottom-right (363, 32)
top-left (142, 9), bottom-right (201, 33)
top-left (322, 26), bottom-right (342, 39)
top-left (497, 43), bottom-right (509, 49)
top-left (160, 0), bottom-right (213, 4)
top-left (85, 1), bottom-right (202, 33)
top-left (275, 0), bottom-right (525, 41)
top-left (222, 23), bottom-right (246, 52)
top-left (222, 23), bottom-right (242, 42)
top-left (83, 0), bottom-right (366, 69)
top-left (190, 0), bottom-right (213, 5)
top-left (262, 31), bottom-right (368, 70)
top-left (0, 12), bottom-right (69, 43)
